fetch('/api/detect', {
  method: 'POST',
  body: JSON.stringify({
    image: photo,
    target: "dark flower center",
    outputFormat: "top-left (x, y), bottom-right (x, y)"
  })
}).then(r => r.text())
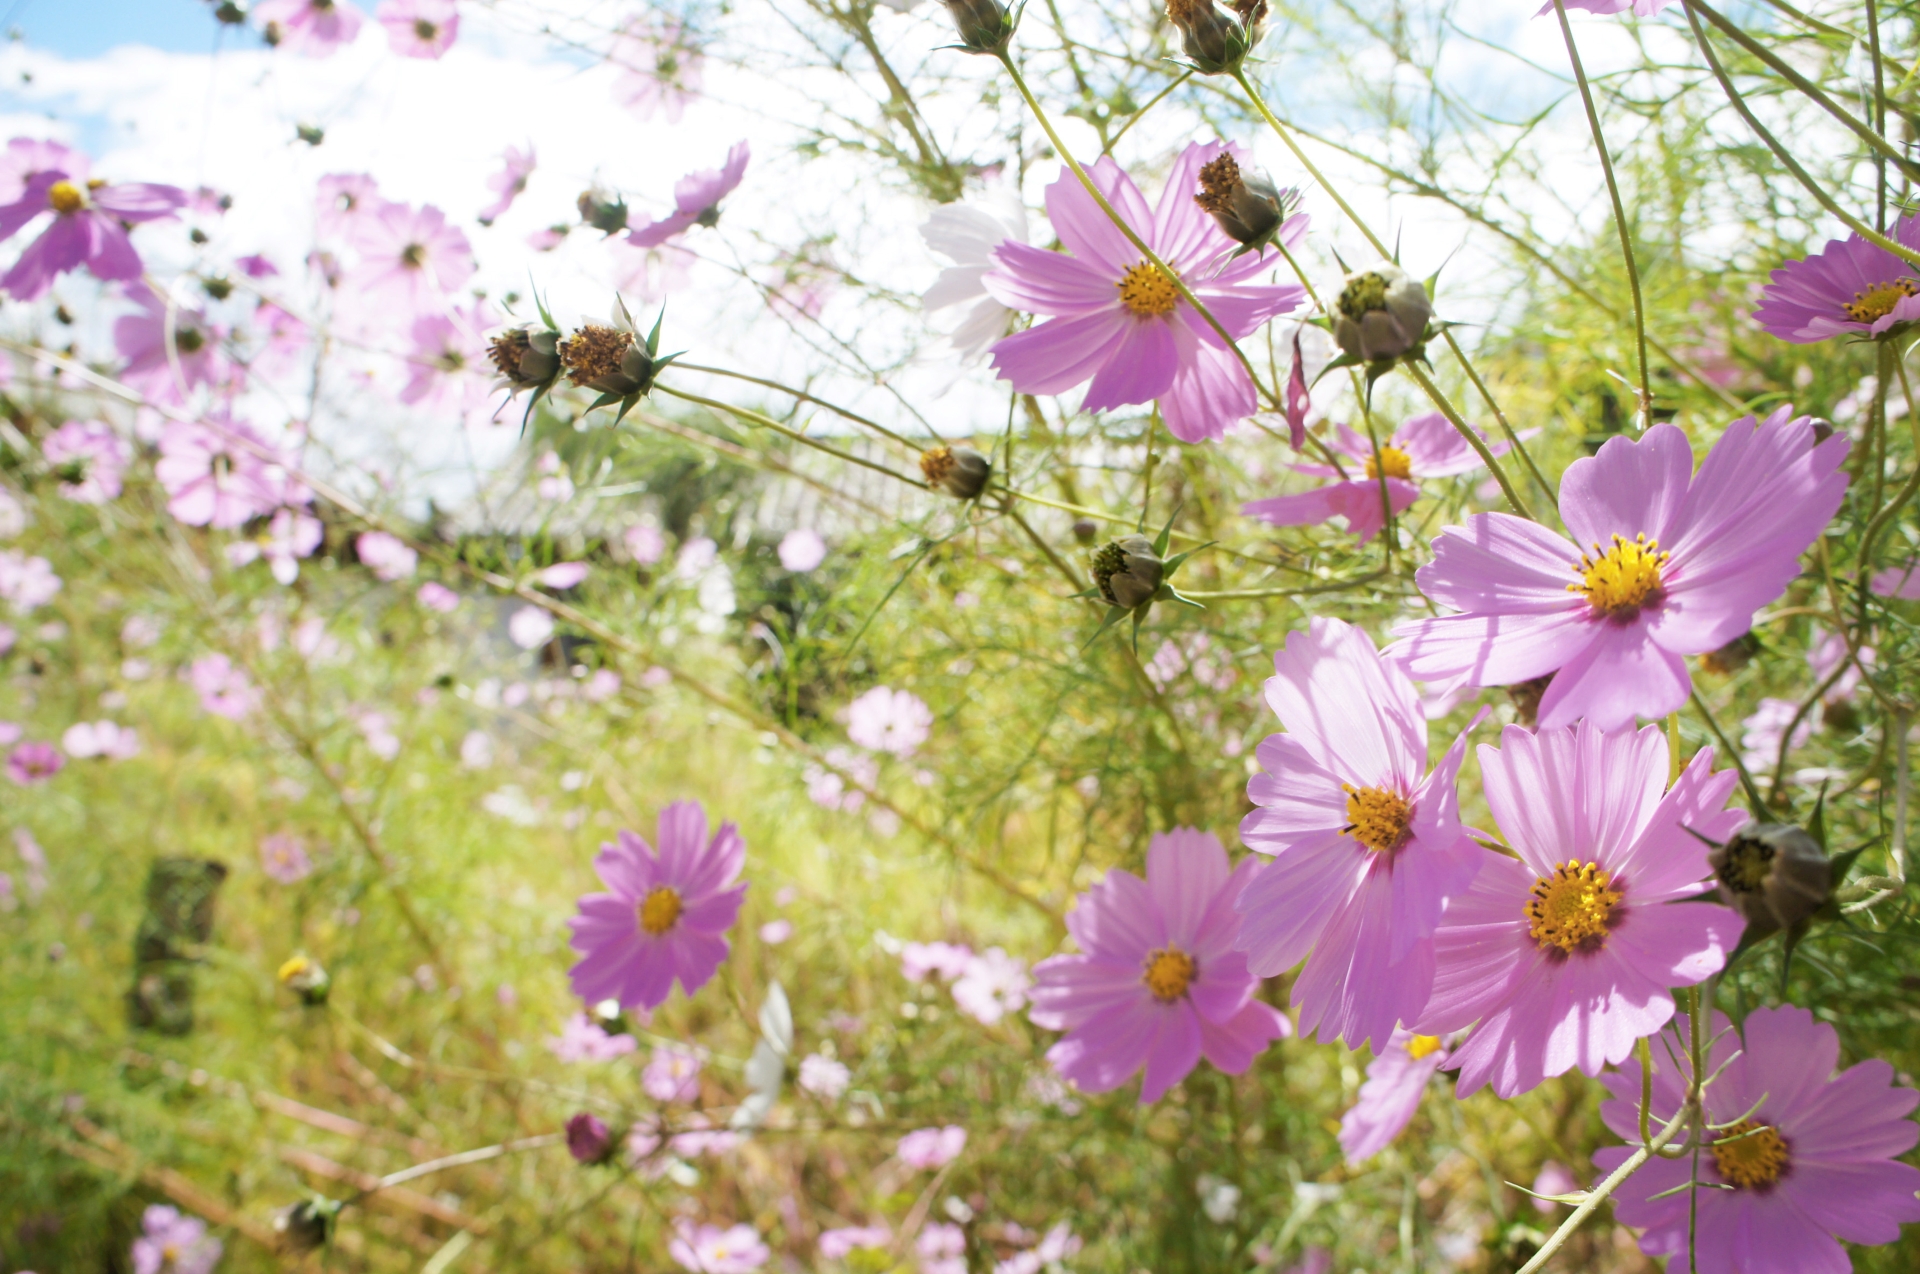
top-left (414, 19), bottom-right (439, 39)
top-left (400, 243), bottom-right (428, 269)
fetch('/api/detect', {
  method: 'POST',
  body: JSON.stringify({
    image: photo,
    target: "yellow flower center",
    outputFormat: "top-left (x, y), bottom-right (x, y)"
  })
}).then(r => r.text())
top-left (1364, 445), bottom-right (1413, 480)
top-left (47, 180), bottom-right (84, 215)
top-left (638, 885), bottom-right (683, 935)
top-left (1712, 1120), bottom-right (1790, 1190)
top-left (1342, 785), bottom-right (1412, 854)
top-left (1569, 533), bottom-right (1668, 618)
top-left (277, 955), bottom-right (311, 982)
top-left (1525, 860), bottom-right (1622, 955)
top-left (1843, 278), bottom-right (1920, 323)
top-left (1117, 262), bottom-right (1180, 317)
top-left (1142, 946), bottom-right (1197, 1001)
top-left (162, 1243), bottom-right (183, 1262)
top-left (1405, 1034), bottom-right (1443, 1060)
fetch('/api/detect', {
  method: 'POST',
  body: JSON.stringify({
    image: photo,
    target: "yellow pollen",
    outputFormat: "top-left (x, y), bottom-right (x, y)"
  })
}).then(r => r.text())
top-left (1117, 262), bottom-right (1180, 317)
top-left (1142, 946), bottom-right (1197, 1001)
top-left (1365, 445), bottom-right (1413, 480)
top-left (1843, 278), bottom-right (1920, 323)
top-left (47, 180), bottom-right (84, 215)
top-left (1342, 785), bottom-right (1412, 853)
top-left (277, 955), bottom-right (311, 982)
top-left (1405, 1034), bottom-right (1443, 1060)
top-left (1570, 533), bottom-right (1668, 617)
top-left (638, 885), bottom-right (683, 935)
top-left (1712, 1120), bottom-right (1790, 1190)
top-left (1525, 860), bottom-right (1622, 955)
top-left (162, 1244), bottom-right (182, 1262)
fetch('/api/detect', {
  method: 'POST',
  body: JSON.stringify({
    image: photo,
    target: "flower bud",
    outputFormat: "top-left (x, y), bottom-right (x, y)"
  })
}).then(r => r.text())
top-left (488, 325), bottom-right (561, 390)
top-left (1165, 0), bottom-right (1264, 75)
top-left (1072, 519), bottom-right (1098, 544)
top-left (920, 446), bottom-right (992, 500)
top-left (214, 2), bottom-right (248, 23)
top-left (566, 1112), bottom-right (616, 1165)
top-left (1333, 262), bottom-right (1433, 364)
top-left (1194, 153), bottom-right (1296, 250)
top-left (277, 953), bottom-right (331, 1006)
top-left (1700, 630), bottom-right (1761, 676)
top-left (1092, 536), bottom-right (1164, 609)
top-left (1709, 823), bottom-right (1831, 936)
top-left (274, 1197), bottom-right (341, 1252)
top-left (940, 0), bottom-right (1017, 54)
top-left (576, 189), bottom-right (630, 237)
top-left (559, 324), bottom-right (658, 398)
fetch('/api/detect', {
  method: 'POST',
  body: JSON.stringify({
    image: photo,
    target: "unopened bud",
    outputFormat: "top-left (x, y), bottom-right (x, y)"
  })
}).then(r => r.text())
top-left (1700, 630), bottom-right (1761, 676)
top-left (1165, 0), bottom-right (1264, 74)
top-left (274, 1197), bottom-right (341, 1252)
top-left (1072, 519), bottom-right (1098, 544)
top-left (488, 325), bottom-right (560, 390)
top-left (920, 446), bottom-right (991, 500)
top-left (577, 189), bottom-right (630, 236)
top-left (202, 275), bottom-right (234, 301)
top-left (1709, 823), bottom-right (1831, 936)
top-left (1194, 153), bottom-right (1296, 249)
top-left (940, 0), bottom-right (1016, 54)
top-left (1092, 536), bottom-right (1163, 609)
top-left (214, 1), bottom-right (248, 23)
top-left (567, 1111), bottom-right (616, 1165)
top-left (1333, 262), bottom-right (1433, 364)
top-left (277, 954), bottom-right (331, 1006)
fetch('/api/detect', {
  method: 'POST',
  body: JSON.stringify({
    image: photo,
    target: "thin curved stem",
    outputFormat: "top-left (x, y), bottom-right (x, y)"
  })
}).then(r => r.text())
top-left (1403, 361), bottom-right (1534, 520)
top-left (655, 385), bottom-right (922, 486)
top-left (1230, 67), bottom-right (1390, 259)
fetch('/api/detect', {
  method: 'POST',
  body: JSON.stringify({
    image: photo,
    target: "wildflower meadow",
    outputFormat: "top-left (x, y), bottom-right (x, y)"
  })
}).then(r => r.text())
top-left (5, 0), bottom-right (1920, 1269)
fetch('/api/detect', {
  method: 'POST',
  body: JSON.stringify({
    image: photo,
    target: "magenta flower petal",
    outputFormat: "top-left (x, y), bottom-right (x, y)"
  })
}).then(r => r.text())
top-left (1559, 422), bottom-right (1691, 551)
top-left (988, 308), bottom-right (1132, 395)
top-left (1160, 318), bottom-right (1258, 443)
top-left (1752, 212), bottom-right (1920, 342)
top-left (981, 240), bottom-right (1119, 312)
top-left (1193, 1000), bottom-right (1289, 1073)
top-left (1338, 1029), bottom-right (1449, 1164)
top-left (1081, 315), bottom-right (1179, 411)
top-left (1532, 620), bottom-right (1691, 731)
top-left (1045, 157), bottom-right (1145, 277)
top-left (1139, 1008), bottom-right (1204, 1103)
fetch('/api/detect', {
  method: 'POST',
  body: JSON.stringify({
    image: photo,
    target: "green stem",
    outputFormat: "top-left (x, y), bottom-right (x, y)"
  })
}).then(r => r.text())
top-left (1857, 344), bottom-right (1920, 580)
top-left (1403, 361), bottom-right (1534, 520)
top-left (656, 386), bottom-right (920, 486)
top-left (1439, 328), bottom-right (1558, 516)
top-left (1230, 67), bottom-right (1390, 258)
top-left (1690, 690), bottom-right (1771, 812)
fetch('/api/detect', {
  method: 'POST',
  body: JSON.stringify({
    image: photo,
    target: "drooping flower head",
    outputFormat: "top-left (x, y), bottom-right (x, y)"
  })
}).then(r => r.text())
top-left (479, 144), bottom-right (536, 225)
top-left (376, 0), bottom-right (458, 58)
top-left (611, 18), bottom-right (706, 123)
top-left (628, 142), bottom-right (751, 249)
top-left (1243, 410), bottom-right (1520, 545)
top-left (568, 801), bottom-right (747, 1012)
top-left (0, 159), bottom-right (186, 300)
top-left (1391, 411), bottom-right (1849, 733)
top-left (256, 0), bottom-right (366, 56)
top-left (984, 141), bottom-right (1307, 443)
top-left (1596, 1005), bottom-right (1920, 1273)
top-left (1338, 1028), bottom-right (1451, 1164)
top-left (42, 420), bottom-right (132, 504)
top-left (1753, 213), bottom-right (1920, 343)
top-left (130, 1204), bottom-right (223, 1274)
top-left (1234, 617), bottom-right (1486, 1051)
top-left (1030, 828), bottom-right (1289, 1103)
top-left (1417, 721), bottom-right (1746, 1098)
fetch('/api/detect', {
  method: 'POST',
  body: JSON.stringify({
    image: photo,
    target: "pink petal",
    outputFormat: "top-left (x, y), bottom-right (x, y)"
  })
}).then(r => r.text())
top-left (988, 309), bottom-right (1131, 396)
top-left (1158, 320), bottom-right (1254, 442)
top-left (1081, 316), bottom-right (1179, 412)
top-left (1145, 827), bottom-right (1229, 949)
top-left (1534, 619), bottom-right (1690, 733)
top-left (1558, 422), bottom-right (1693, 552)
top-left (1138, 1003), bottom-right (1203, 1102)
top-left (1195, 999), bottom-right (1289, 1074)
top-left (982, 241), bottom-right (1120, 314)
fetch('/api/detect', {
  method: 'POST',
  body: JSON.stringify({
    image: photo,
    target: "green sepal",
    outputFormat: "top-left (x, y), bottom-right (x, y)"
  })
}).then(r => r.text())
top-left (613, 394), bottom-right (642, 424)
top-left (1081, 603), bottom-right (1134, 650)
top-left (530, 277), bottom-right (557, 332)
top-left (1161, 541), bottom-right (1214, 577)
top-left (1310, 350), bottom-right (1365, 389)
top-left (646, 307), bottom-right (668, 356)
top-left (1129, 604), bottom-right (1145, 654)
top-left (1777, 916), bottom-right (1812, 997)
top-left (1807, 784), bottom-right (1830, 851)
top-left (586, 392), bottom-right (623, 413)
top-left (1149, 506), bottom-right (1180, 556)
top-left (1157, 583), bottom-right (1205, 610)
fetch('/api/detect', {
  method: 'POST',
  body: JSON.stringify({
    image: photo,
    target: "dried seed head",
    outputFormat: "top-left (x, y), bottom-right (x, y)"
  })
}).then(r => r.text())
top-left (488, 325), bottom-right (560, 389)
top-left (1194, 153), bottom-right (1294, 249)
top-left (1165, 0), bottom-right (1261, 73)
top-left (559, 324), bottom-right (635, 389)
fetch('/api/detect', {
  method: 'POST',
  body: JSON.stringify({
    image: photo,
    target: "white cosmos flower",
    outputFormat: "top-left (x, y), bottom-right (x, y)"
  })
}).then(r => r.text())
top-left (921, 187), bottom-right (1029, 365)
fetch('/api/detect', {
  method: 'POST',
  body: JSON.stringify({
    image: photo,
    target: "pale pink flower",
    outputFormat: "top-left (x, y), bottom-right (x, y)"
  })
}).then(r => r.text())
top-left (533, 561), bottom-right (589, 589)
top-left (0, 550), bottom-right (61, 611)
top-left (846, 686), bottom-right (932, 757)
top-left (345, 201), bottom-right (474, 315)
top-left (61, 720), bottom-right (140, 761)
top-left (114, 288), bottom-right (228, 404)
top-left (1739, 697), bottom-right (1812, 773)
top-left (669, 1221), bottom-right (767, 1274)
top-left (610, 18), bottom-right (705, 124)
top-left (1871, 558), bottom-right (1920, 599)
top-left (187, 653), bottom-right (259, 720)
top-left (758, 918), bottom-right (792, 944)
top-left (1530, 1162), bottom-right (1578, 1213)
top-left (355, 708), bottom-right (401, 760)
top-left (897, 1124), bottom-right (967, 1169)
top-left (952, 947), bottom-right (1029, 1024)
top-left (624, 525), bottom-right (666, 566)
top-left (918, 1223), bottom-right (967, 1274)
top-left (417, 581), bottom-right (460, 612)
top-left (258, 833), bottom-right (313, 883)
top-left (797, 1052), bottom-right (851, 1099)
top-left (130, 1204), bottom-right (222, 1274)
top-left (901, 939), bottom-right (973, 982)
top-left (42, 420), bottom-right (131, 503)
top-left (628, 142), bottom-right (750, 249)
top-left (642, 1042), bottom-right (705, 1102)
top-left (545, 1011), bottom-right (638, 1062)
top-left (376, 0), bottom-right (458, 57)
top-left (777, 528), bottom-right (827, 572)
top-left (508, 605), bottom-right (554, 649)
top-left (256, 0), bottom-right (366, 55)
top-left (819, 1226), bottom-right (889, 1259)
top-left (355, 531), bottom-right (418, 582)
top-left (400, 306), bottom-right (493, 417)
top-left (315, 173), bottom-right (385, 244)
top-left (155, 419), bottom-right (290, 529)
top-left (226, 509), bottom-right (323, 585)
top-left (7, 741), bottom-right (62, 785)
top-left (479, 144), bottom-right (535, 225)
top-left (1338, 1029), bottom-right (1450, 1163)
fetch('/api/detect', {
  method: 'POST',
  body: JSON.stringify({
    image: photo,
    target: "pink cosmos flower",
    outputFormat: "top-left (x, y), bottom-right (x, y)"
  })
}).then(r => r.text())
top-left (918, 1224), bottom-right (967, 1274)
top-left (7, 741), bottom-right (62, 785)
top-left (43, 420), bottom-right (130, 504)
top-left (609, 237), bottom-right (695, 301)
top-left (417, 581), bottom-right (461, 612)
top-left (1390, 412), bottom-right (1849, 734)
top-left (315, 173), bottom-right (385, 243)
top-left (130, 1204), bottom-right (223, 1274)
top-left (984, 141), bottom-right (1307, 444)
top-left (1031, 827), bottom-right (1290, 1102)
top-left (255, 0), bottom-right (366, 56)
top-left (355, 531), bottom-right (418, 582)
top-left (401, 304), bottom-right (492, 412)
top-left (61, 720), bottom-right (140, 760)
top-left (0, 137), bottom-right (82, 203)
top-left (1753, 212), bottom-right (1920, 342)
top-left (0, 159), bottom-right (185, 300)
top-left (377, 0), bottom-right (458, 57)
top-left (951, 947), bottom-right (1030, 1024)
top-left (1872, 558), bottom-right (1920, 599)
top-left (534, 561), bottom-right (589, 589)
top-left (1739, 697), bottom-right (1812, 773)
top-left (566, 1111), bottom-right (613, 1163)
top-left (669, 1221), bottom-right (768, 1274)
top-left (628, 141), bottom-right (750, 248)
top-left (155, 419), bottom-right (289, 529)
top-left (1233, 617), bottom-right (1485, 1051)
top-left (797, 1052), bottom-right (851, 1099)
top-left (1242, 411), bottom-right (1518, 545)
top-left (1338, 1029), bottom-right (1450, 1164)
top-left (901, 939), bottom-right (974, 982)
top-left (479, 144), bottom-right (535, 224)
top-left (1416, 720), bottom-right (1746, 1098)
top-left (259, 832), bottom-right (313, 884)
top-left (922, 188), bottom-right (1028, 365)
top-left (642, 1042), bottom-right (705, 1102)
top-left (846, 685), bottom-right (932, 756)
top-left (345, 201), bottom-right (474, 314)
top-left (897, 1125), bottom-right (967, 1169)
top-left (227, 509), bottom-right (324, 585)
top-left (187, 653), bottom-right (260, 720)
top-left (508, 605), bottom-right (554, 649)
top-left (611, 18), bottom-right (705, 123)
top-left (1530, 1162), bottom-right (1578, 1213)
top-left (820, 1226), bottom-right (890, 1259)
top-left (777, 528), bottom-right (827, 572)
top-left (0, 550), bottom-right (61, 611)
top-left (546, 1011), bottom-right (638, 1062)
top-left (1595, 1005), bottom-right (1920, 1273)
top-left (567, 801), bottom-right (748, 1011)
top-left (114, 287), bottom-right (228, 403)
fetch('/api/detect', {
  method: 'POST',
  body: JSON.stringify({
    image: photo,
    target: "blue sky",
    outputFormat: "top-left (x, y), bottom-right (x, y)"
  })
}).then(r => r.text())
top-left (3, 0), bottom-right (221, 59)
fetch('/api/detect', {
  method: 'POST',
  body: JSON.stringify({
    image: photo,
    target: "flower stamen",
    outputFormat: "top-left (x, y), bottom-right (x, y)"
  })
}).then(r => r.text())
top-left (1843, 278), bottom-right (1920, 323)
top-left (1569, 533), bottom-right (1668, 619)
top-left (1342, 784), bottom-right (1412, 854)
top-left (47, 180), bottom-right (84, 215)
top-left (1405, 1034), bottom-right (1443, 1060)
top-left (1365, 445), bottom-right (1412, 480)
top-left (1117, 262), bottom-right (1180, 318)
top-left (638, 885), bottom-right (683, 935)
top-left (1142, 946), bottom-right (1197, 1001)
top-left (559, 324), bottom-right (634, 387)
top-left (1711, 1120), bottom-right (1790, 1190)
top-left (1525, 860), bottom-right (1622, 955)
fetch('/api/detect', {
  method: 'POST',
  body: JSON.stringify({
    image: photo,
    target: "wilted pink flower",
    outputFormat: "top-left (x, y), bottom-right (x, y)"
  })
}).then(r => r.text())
top-left (226, 509), bottom-right (323, 585)
top-left (846, 686), bottom-right (932, 757)
top-left (187, 653), bottom-right (259, 720)
top-left (255, 0), bottom-right (366, 56)
top-left (1391, 412), bottom-right (1849, 733)
top-left (508, 605), bottom-right (554, 650)
top-left (346, 201), bottom-right (473, 314)
top-left (1872, 558), bottom-right (1920, 599)
top-left (155, 419), bottom-right (289, 529)
top-left (0, 550), bottom-right (61, 611)
top-left (777, 528), bottom-right (827, 572)
top-left (479, 144), bottom-right (535, 224)
top-left (355, 531), bottom-right (418, 582)
top-left (952, 947), bottom-right (1030, 1024)
top-left (984, 141), bottom-right (1307, 443)
top-left (130, 1204), bottom-right (222, 1274)
top-left (1243, 411), bottom-right (1519, 545)
top-left (1417, 721), bottom-right (1746, 1098)
top-left (417, 581), bottom-right (460, 612)
top-left (798, 1052), bottom-right (851, 1100)
top-left (669, 1221), bottom-right (768, 1274)
top-left (61, 720), bottom-right (140, 760)
top-left (922, 188), bottom-right (1028, 365)
top-left (642, 1043), bottom-right (705, 1102)
top-left (819, 1226), bottom-right (890, 1259)
top-left (897, 1125), bottom-right (967, 1169)
top-left (1031, 828), bottom-right (1290, 1103)
top-left (546, 1011), bottom-right (638, 1062)
top-left (1596, 1005), bottom-right (1920, 1272)
top-left (1235, 617), bottom-right (1485, 1050)
top-left (114, 288), bottom-right (227, 404)
top-left (568, 801), bottom-right (748, 1011)
top-left (7, 741), bottom-right (62, 785)
top-left (258, 833), bottom-right (313, 884)
top-left (377, 0), bottom-right (458, 57)
top-left (1338, 1029), bottom-right (1450, 1164)
top-left (0, 161), bottom-right (186, 300)
top-left (42, 420), bottom-right (132, 503)
top-left (628, 142), bottom-right (750, 248)
top-left (611, 19), bottom-right (705, 124)
top-left (565, 1111), bottom-right (614, 1164)
top-left (1753, 212), bottom-right (1920, 342)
